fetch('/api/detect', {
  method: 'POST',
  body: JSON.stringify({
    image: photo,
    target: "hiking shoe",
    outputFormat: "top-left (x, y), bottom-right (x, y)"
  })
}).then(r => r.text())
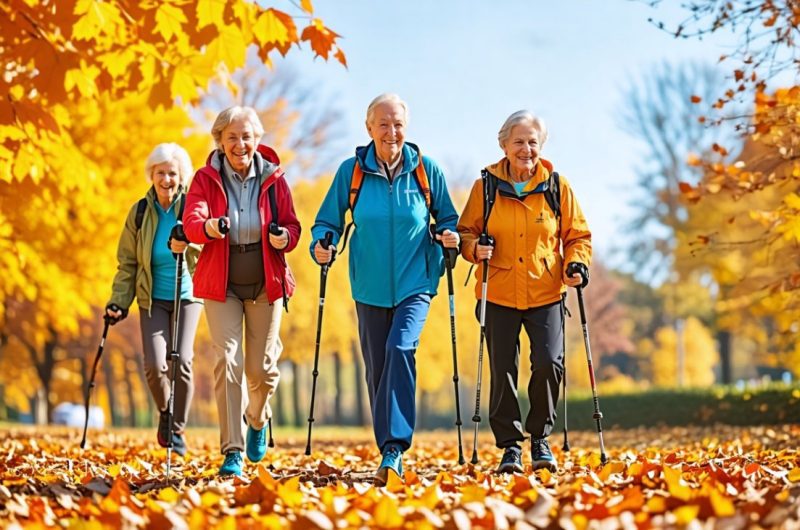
top-left (157, 410), bottom-right (169, 448)
top-left (219, 451), bottom-right (243, 477)
top-left (246, 425), bottom-right (267, 462)
top-left (170, 432), bottom-right (187, 457)
top-left (374, 444), bottom-right (403, 486)
top-left (531, 438), bottom-right (557, 471)
top-left (496, 446), bottom-right (524, 474)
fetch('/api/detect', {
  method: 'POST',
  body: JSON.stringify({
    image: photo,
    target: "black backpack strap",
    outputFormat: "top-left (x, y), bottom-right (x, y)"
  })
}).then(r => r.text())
top-left (544, 171), bottom-right (561, 220)
top-left (134, 198), bottom-right (147, 231)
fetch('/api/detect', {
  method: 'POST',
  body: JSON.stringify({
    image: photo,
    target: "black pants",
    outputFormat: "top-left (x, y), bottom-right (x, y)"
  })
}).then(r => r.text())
top-left (482, 299), bottom-right (564, 447)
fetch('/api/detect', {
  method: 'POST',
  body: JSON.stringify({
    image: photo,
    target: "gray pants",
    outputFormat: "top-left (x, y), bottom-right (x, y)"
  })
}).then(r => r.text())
top-left (139, 299), bottom-right (202, 433)
top-left (483, 299), bottom-right (564, 447)
top-left (204, 288), bottom-right (282, 454)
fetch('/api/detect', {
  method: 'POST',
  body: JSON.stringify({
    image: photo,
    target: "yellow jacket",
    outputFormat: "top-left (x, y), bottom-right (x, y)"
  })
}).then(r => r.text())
top-left (457, 157), bottom-right (592, 310)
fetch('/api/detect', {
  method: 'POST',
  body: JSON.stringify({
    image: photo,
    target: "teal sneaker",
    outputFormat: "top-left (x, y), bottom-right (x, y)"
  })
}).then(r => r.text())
top-left (374, 444), bottom-right (403, 486)
top-left (531, 438), bottom-right (557, 471)
top-left (219, 451), bottom-right (243, 477)
top-left (246, 425), bottom-right (267, 462)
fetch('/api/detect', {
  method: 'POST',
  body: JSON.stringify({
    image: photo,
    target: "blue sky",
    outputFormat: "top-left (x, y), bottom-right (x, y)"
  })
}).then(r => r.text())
top-left (278, 1), bottom-right (740, 259)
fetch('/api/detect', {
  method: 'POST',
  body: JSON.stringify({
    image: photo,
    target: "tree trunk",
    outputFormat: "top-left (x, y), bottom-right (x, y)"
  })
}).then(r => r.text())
top-left (717, 330), bottom-right (733, 384)
top-left (133, 351), bottom-right (153, 426)
top-left (352, 340), bottom-right (367, 427)
top-left (333, 351), bottom-right (342, 425)
top-left (103, 354), bottom-right (119, 426)
top-left (418, 390), bottom-right (429, 430)
top-left (291, 360), bottom-right (302, 428)
top-left (125, 355), bottom-right (137, 427)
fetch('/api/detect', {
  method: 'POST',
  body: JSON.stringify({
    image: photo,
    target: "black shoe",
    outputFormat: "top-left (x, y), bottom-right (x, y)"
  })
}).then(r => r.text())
top-left (157, 410), bottom-right (169, 448)
top-left (496, 446), bottom-right (524, 474)
top-left (531, 438), bottom-right (557, 471)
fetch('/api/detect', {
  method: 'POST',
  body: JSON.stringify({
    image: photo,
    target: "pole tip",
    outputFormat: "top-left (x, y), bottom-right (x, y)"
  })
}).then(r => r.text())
top-left (562, 442), bottom-right (570, 451)
top-left (470, 453), bottom-right (479, 465)
top-left (458, 456), bottom-right (466, 465)
top-left (304, 447), bottom-right (311, 456)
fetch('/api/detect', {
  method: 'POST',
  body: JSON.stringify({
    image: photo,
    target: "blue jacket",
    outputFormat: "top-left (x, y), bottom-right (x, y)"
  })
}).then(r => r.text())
top-left (311, 142), bottom-right (459, 308)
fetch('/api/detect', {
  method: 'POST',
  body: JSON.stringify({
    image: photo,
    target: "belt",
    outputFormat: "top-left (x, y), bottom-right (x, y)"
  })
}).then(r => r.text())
top-left (230, 242), bottom-right (262, 253)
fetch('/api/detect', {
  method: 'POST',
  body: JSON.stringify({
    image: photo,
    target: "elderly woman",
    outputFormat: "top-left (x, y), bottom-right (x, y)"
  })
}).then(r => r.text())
top-left (183, 106), bottom-right (300, 477)
top-left (106, 143), bottom-right (201, 457)
top-left (457, 110), bottom-right (591, 473)
top-left (311, 93), bottom-right (460, 485)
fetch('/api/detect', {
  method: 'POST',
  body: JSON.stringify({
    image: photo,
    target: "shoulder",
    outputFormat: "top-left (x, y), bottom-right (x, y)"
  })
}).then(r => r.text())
top-left (420, 155), bottom-right (443, 175)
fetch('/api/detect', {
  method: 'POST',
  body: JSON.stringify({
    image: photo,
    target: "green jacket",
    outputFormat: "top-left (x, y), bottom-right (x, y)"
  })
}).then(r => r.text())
top-left (108, 188), bottom-right (201, 314)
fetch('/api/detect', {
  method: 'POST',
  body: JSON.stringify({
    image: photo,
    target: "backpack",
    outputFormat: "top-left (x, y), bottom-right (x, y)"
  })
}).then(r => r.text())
top-left (339, 156), bottom-right (433, 252)
top-left (464, 169), bottom-right (562, 285)
top-left (134, 191), bottom-right (186, 231)
top-left (480, 168), bottom-right (561, 228)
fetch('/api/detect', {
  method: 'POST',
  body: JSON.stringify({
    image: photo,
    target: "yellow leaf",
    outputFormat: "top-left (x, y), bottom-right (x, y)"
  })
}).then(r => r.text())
top-left (300, 0), bottom-right (314, 13)
top-left (255, 10), bottom-right (289, 45)
top-left (208, 26), bottom-right (247, 72)
top-left (196, 0), bottom-right (226, 28)
top-left (200, 491), bottom-right (221, 507)
top-left (170, 67), bottom-right (197, 103)
top-left (277, 476), bottom-right (303, 508)
top-left (785, 193), bottom-right (800, 210)
top-left (107, 464), bottom-right (120, 478)
top-left (155, 4), bottom-right (188, 42)
top-left (788, 467), bottom-right (800, 483)
top-left (158, 487), bottom-right (180, 503)
top-left (663, 465), bottom-right (692, 501)
top-left (460, 484), bottom-right (486, 503)
top-left (673, 505), bottom-right (700, 525)
top-left (710, 489), bottom-right (735, 517)
top-left (374, 496), bottom-right (404, 528)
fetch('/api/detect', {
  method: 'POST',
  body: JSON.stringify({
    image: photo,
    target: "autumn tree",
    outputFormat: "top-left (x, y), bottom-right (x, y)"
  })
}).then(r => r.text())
top-left (0, 0), bottom-right (344, 422)
top-left (646, 1), bottom-right (800, 375)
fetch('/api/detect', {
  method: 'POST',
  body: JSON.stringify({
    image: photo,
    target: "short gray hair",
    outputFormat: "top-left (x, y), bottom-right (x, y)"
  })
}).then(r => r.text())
top-left (497, 110), bottom-right (548, 149)
top-left (144, 143), bottom-right (193, 186)
top-left (366, 93), bottom-right (409, 125)
top-left (211, 106), bottom-right (265, 148)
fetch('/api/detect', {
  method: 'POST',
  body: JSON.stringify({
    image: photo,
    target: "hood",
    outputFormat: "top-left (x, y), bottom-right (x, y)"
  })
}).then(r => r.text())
top-left (485, 157), bottom-right (555, 190)
top-left (354, 141), bottom-right (422, 175)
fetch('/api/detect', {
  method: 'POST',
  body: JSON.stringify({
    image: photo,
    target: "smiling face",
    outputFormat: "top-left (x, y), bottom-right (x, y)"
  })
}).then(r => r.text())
top-left (502, 122), bottom-right (542, 179)
top-left (366, 101), bottom-right (406, 165)
top-left (221, 118), bottom-right (257, 174)
top-left (151, 159), bottom-right (181, 206)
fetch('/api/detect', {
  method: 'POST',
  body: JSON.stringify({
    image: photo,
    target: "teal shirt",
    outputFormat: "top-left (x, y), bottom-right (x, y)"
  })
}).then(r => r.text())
top-left (513, 179), bottom-right (531, 196)
top-left (151, 201), bottom-right (193, 301)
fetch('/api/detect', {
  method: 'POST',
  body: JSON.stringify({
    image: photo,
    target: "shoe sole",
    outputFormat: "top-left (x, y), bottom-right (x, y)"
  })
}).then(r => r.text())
top-left (532, 460), bottom-right (558, 472)
top-left (497, 463), bottom-right (524, 474)
top-left (373, 467), bottom-right (402, 486)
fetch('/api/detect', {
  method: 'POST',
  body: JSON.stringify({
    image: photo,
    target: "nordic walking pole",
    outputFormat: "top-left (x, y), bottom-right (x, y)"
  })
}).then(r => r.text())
top-left (267, 220), bottom-right (283, 449)
top-left (305, 231), bottom-right (335, 456)
top-left (470, 232), bottom-right (494, 465)
top-left (575, 286), bottom-right (608, 464)
top-left (562, 296), bottom-right (570, 452)
top-left (80, 316), bottom-right (111, 449)
top-left (433, 225), bottom-right (466, 465)
top-left (165, 221), bottom-right (188, 482)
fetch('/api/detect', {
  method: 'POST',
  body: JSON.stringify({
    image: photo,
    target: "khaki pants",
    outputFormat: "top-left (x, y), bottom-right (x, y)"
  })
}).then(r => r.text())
top-left (204, 289), bottom-right (282, 454)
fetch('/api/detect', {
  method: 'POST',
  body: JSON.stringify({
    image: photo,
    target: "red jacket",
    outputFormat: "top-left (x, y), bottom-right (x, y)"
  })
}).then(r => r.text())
top-left (184, 145), bottom-right (301, 304)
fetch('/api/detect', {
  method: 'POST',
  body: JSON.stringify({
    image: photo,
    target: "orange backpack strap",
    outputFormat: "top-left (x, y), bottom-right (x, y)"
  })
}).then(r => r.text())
top-left (350, 162), bottom-right (365, 211)
top-left (414, 153), bottom-right (432, 210)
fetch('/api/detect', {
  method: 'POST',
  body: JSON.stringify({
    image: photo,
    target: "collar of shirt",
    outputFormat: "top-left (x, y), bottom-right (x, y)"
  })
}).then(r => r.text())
top-left (222, 156), bottom-right (257, 182)
top-left (375, 152), bottom-right (403, 180)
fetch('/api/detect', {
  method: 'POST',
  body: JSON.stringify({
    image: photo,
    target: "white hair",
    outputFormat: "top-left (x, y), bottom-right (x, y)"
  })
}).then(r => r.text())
top-left (497, 110), bottom-right (548, 149)
top-left (365, 93), bottom-right (409, 125)
top-left (211, 106), bottom-right (265, 148)
top-left (144, 143), bottom-right (193, 186)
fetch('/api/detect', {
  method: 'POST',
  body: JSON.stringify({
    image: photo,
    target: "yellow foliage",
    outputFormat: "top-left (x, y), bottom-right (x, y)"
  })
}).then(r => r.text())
top-left (651, 318), bottom-right (718, 387)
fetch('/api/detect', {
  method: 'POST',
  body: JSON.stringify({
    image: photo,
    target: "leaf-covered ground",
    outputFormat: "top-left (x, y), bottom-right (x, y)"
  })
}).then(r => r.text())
top-left (1, 424), bottom-right (799, 529)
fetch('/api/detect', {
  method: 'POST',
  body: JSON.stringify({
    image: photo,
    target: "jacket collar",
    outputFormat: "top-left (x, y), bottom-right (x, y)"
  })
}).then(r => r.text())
top-left (202, 144), bottom-right (283, 187)
top-left (355, 141), bottom-right (421, 176)
top-left (485, 157), bottom-right (554, 192)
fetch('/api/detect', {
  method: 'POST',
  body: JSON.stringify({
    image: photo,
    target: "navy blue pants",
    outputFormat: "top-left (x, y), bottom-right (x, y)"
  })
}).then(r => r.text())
top-left (355, 293), bottom-right (432, 452)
